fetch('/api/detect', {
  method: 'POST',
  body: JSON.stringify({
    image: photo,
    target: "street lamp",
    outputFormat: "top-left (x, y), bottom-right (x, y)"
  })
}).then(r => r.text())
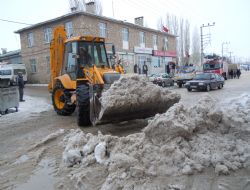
top-left (200, 22), bottom-right (215, 65)
top-left (221, 41), bottom-right (230, 61)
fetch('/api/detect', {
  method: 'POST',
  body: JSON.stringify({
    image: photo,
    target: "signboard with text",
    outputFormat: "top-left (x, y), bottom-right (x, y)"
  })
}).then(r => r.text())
top-left (134, 46), bottom-right (153, 54)
top-left (153, 50), bottom-right (177, 57)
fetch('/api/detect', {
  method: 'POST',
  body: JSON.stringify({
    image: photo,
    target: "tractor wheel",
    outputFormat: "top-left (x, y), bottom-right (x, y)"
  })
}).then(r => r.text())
top-left (52, 82), bottom-right (76, 116)
top-left (76, 84), bottom-right (91, 127)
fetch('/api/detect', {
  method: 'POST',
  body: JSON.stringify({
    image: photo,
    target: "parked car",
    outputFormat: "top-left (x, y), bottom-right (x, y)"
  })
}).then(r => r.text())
top-left (153, 73), bottom-right (174, 87)
top-left (185, 73), bottom-right (224, 92)
top-left (148, 74), bottom-right (159, 82)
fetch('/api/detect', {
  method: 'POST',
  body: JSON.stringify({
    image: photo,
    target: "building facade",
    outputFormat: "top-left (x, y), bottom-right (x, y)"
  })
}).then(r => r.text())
top-left (16, 11), bottom-right (177, 83)
top-left (0, 50), bottom-right (22, 65)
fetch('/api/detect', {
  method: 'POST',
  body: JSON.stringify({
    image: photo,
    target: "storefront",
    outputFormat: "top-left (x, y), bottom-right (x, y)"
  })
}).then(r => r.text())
top-left (134, 46), bottom-right (152, 74)
top-left (151, 50), bottom-right (177, 74)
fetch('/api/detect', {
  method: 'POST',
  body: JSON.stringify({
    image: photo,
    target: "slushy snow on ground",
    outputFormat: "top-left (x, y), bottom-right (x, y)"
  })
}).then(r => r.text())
top-left (0, 95), bottom-right (52, 125)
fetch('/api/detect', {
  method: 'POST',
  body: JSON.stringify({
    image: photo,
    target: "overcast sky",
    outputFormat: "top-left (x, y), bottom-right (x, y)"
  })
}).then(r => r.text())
top-left (1, 0), bottom-right (250, 62)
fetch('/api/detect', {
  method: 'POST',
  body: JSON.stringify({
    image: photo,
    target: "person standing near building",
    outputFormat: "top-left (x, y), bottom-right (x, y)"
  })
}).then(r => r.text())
top-left (16, 72), bottom-right (25, 102)
top-left (142, 61), bottom-right (148, 76)
top-left (134, 63), bottom-right (138, 73)
top-left (236, 69), bottom-right (241, 79)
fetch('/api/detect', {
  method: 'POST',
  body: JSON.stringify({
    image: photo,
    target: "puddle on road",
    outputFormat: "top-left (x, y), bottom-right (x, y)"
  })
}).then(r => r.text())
top-left (14, 159), bottom-right (55, 190)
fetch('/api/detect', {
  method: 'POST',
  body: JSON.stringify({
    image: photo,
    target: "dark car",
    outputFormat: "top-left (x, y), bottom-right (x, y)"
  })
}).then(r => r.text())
top-left (185, 73), bottom-right (224, 92)
top-left (153, 73), bottom-right (174, 87)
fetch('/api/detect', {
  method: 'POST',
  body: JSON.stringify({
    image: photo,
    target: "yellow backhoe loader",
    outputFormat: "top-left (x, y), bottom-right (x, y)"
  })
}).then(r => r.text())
top-left (48, 26), bottom-right (178, 127)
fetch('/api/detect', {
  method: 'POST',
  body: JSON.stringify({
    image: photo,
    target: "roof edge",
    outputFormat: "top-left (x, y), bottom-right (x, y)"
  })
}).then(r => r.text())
top-left (14, 11), bottom-right (177, 37)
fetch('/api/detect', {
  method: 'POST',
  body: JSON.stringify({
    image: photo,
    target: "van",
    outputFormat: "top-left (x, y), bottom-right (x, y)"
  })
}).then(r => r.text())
top-left (0, 64), bottom-right (27, 86)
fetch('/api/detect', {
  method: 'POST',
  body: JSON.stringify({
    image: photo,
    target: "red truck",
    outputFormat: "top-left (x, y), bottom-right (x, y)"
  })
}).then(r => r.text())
top-left (203, 56), bottom-right (228, 79)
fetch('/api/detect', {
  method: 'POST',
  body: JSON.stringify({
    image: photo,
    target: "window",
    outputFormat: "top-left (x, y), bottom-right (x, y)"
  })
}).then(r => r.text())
top-left (28, 32), bottom-right (34, 47)
top-left (78, 41), bottom-right (109, 68)
top-left (122, 28), bottom-right (129, 50)
top-left (46, 56), bottom-right (50, 74)
top-left (122, 28), bottom-right (129, 42)
top-left (30, 59), bottom-right (37, 73)
top-left (44, 28), bottom-right (53, 43)
top-left (14, 69), bottom-right (26, 75)
top-left (153, 35), bottom-right (157, 47)
top-left (99, 22), bottom-right (107, 38)
top-left (163, 37), bottom-right (168, 50)
top-left (0, 70), bottom-right (11, 75)
top-left (139, 32), bottom-right (145, 46)
top-left (65, 21), bottom-right (73, 37)
top-left (152, 56), bottom-right (161, 67)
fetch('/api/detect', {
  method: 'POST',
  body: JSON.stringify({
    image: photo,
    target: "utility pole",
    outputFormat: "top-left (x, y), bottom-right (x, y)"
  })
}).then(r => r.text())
top-left (228, 51), bottom-right (233, 63)
top-left (221, 41), bottom-right (230, 61)
top-left (112, 0), bottom-right (115, 18)
top-left (200, 22), bottom-right (215, 66)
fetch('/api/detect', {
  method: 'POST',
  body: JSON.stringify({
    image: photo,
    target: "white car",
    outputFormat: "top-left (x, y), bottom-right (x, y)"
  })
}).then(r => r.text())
top-left (148, 74), bottom-right (159, 82)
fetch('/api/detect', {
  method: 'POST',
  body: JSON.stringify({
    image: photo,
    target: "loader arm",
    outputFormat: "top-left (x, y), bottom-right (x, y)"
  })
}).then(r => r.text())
top-left (82, 65), bottom-right (105, 85)
top-left (48, 26), bottom-right (67, 91)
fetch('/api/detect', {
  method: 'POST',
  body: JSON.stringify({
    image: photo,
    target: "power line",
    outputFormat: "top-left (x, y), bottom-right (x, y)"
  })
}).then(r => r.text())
top-left (0, 18), bottom-right (32, 26)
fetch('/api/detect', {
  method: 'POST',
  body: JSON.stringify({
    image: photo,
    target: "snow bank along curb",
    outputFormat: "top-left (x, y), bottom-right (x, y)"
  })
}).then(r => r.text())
top-left (61, 94), bottom-right (250, 189)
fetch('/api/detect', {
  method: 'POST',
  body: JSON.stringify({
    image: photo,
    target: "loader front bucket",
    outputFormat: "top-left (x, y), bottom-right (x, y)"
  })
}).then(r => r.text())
top-left (90, 75), bottom-right (181, 125)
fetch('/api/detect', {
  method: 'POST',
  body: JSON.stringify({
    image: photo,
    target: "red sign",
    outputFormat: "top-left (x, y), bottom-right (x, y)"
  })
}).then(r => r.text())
top-left (153, 50), bottom-right (176, 57)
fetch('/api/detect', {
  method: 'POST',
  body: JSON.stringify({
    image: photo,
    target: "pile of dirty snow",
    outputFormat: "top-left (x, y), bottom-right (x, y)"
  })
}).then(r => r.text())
top-left (60, 94), bottom-right (250, 189)
top-left (98, 74), bottom-right (180, 123)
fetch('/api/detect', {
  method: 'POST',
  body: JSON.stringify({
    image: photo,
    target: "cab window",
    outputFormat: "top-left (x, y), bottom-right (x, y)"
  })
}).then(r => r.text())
top-left (64, 42), bottom-right (77, 80)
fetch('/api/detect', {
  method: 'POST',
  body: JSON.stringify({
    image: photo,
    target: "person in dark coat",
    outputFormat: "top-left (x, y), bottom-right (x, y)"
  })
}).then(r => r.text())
top-left (236, 69), bottom-right (241, 79)
top-left (166, 64), bottom-right (170, 74)
top-left (17, 72), bottom-right (25, 102)
top-left (134, 64), bottom-right (138, 73)
top-left (229, 70), bottom-right (233, 79)
top-left (142, 62), bottom-right (148, 76)
top-left (233, 70), bottom-right (237, 79)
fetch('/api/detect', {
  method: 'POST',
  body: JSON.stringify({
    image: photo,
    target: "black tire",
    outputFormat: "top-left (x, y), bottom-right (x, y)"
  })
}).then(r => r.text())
top-left (218, 83), bottom-right (222, 89)
top-left (206, 84), bottom-right (211, 92)
top-left (178, 83), bottom-right (182, 88)
top-left (76, 84), bottom-right (91, 127)
top-left (187, 88), bottom-right (192, 92)
top-left (52, 82), bottom-right (76, 116)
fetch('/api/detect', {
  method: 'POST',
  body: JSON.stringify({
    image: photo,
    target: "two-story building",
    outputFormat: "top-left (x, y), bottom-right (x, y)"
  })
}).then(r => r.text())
top-left (15, 11), bottom-right (177, 83)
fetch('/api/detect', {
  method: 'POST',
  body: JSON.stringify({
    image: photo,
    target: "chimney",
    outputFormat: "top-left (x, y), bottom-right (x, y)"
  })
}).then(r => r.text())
top-left (134, 17), bottom-right (144, 26)
top-left (86, 1), bottom-right (95, 14)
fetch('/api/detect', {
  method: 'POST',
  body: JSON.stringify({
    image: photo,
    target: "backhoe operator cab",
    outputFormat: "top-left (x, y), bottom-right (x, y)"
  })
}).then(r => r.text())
top-left (63, 39), bottom-right (112, 80)
top-left (49, 26), bottom-right (122, 127)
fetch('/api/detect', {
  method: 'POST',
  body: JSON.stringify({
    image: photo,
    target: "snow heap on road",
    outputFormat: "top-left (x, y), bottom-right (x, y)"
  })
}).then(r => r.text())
top-left (61, 94), bottom-right (250, 189)
top-left (98, 74), bottom-right (180, 123)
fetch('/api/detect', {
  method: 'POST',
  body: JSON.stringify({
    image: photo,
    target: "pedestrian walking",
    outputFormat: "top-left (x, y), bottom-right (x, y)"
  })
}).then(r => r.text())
top-left (233, 70), bottom-right (237, 79)
top-left (229, 70), bottom-right (233, 79)
top-left (142, 62), bottom-right (148, 76)
top-left (236, 69), bottom-right (241, 79)
top-left (16, 72), bottom-right (25, 102)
